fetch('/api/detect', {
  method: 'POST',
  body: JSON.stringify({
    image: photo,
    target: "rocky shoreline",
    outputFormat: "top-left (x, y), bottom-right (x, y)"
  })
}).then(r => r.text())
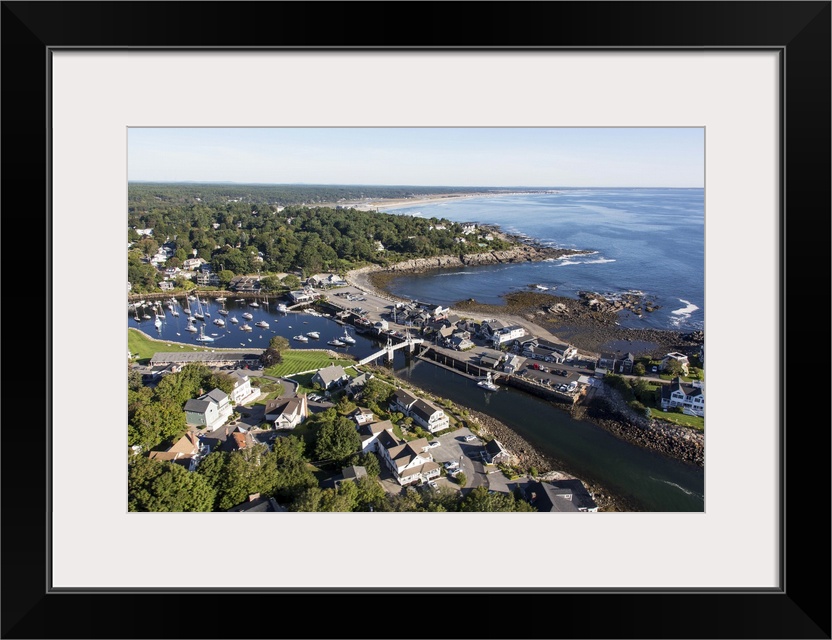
top-left (572, 383), bottom-right (704, 467)
top-left (375, 243), bottom-right (592, 275)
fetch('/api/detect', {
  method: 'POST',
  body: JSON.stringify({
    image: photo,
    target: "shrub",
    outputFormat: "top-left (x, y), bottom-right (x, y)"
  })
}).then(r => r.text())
top-left (455, 472), bottom-right (467, 487)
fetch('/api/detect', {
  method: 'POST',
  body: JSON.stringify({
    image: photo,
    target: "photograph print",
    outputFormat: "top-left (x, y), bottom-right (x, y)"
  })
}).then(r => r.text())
top-left (127, 126), bottom-right (705, 514)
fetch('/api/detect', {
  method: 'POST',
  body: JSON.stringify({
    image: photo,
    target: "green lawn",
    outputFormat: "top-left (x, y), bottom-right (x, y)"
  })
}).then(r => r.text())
top-left (655, 411), bottom-right (704, 431)
top-left (264, 352), bottom-right (355, 378)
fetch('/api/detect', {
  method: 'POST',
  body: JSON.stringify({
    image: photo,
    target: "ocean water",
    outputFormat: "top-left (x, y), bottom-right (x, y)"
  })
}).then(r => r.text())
top-left (379, 188), bottom-right (704, 332)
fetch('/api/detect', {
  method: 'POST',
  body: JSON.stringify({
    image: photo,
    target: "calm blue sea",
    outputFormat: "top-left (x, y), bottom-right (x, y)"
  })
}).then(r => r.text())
top-left (379, 188), bottom-right (704, 332)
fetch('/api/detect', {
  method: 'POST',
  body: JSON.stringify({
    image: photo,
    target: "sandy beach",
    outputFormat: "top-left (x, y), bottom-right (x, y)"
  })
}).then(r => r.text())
top-left (316, 190), bottom-right (530, 213)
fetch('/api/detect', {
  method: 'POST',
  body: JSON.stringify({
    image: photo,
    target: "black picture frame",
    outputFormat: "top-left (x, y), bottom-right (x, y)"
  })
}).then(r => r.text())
top-left (2, 2), bottom-right (829, 638)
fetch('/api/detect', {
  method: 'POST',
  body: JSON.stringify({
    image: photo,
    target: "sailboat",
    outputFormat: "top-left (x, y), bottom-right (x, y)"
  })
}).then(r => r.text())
top-left (341, 328), bottom-right (356, 345)
top-left (218, 300), bottom-right (229, 316)
top-left (185, 318), bottom-right (198, 332)
top-left (230, 315), bottom-right (239, 324)
top-left (277, 303), bottom-right (288, 313)
top-left (183, 296), bottom-right (191, 316)
top-left (240, 323), bottom-right (253, 332)
top-left (192, 293), bottom-right (205, 320)
top-left (255, 319), bottom-right (270, 329)
top-left (213, 316), bottom-right (226, 327)
top-left (196, 325), bottom-right (214, 342)
top-left (154, 310), bottom-right (163, 329)
top-left (242, 311), bottom-right (253, 321)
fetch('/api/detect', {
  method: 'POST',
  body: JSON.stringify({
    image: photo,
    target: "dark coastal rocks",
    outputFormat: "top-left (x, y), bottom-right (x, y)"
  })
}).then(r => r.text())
top-left (379, 245), bottom-right (590, 274)
top-left (573, 385), bottom-right (704, 467)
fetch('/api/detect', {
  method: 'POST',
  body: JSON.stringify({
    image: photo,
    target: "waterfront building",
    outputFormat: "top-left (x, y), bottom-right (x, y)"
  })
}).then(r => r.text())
top-left (660, 377), bottom-right (704, 416)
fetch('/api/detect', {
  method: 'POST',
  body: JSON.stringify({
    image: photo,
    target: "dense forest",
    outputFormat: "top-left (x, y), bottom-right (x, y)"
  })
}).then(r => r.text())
top-left (128, 183), bottom-right (516, 292)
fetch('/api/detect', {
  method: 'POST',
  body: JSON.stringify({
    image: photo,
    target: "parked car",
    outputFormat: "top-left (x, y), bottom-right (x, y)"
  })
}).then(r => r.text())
top-left (427, 480), bottom-right (439, 490)
top-left (559, 370), bottom-right (568, 377)
top-left (463, 434), bottom-right (477, 442)
top-left (651, 365), bottom-right (658, 372)
top-left (444, 460), bottom-right (459, 470)
top-left (427, 441), bottom-right (440, 449)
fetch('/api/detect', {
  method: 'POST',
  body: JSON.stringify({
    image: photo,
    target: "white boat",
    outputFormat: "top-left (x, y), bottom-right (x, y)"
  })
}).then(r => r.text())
top-left (196, 326), bottom-right (214, 342)
top-left (216, 297), bottom-right (226, 302)
top-left (235, 298), bottom-right (245, 303)
top-left (185, 321), bottom-right (198, 333)
top-left (341, 328), bottom-right (356, 344)
top-left (249, 300), bottom-right (260, 308)
top-left (242, 312), bottom-right (253, 320)
top-left (255, 320), bottom-right (269, 329)
top-left (294, 335), bottom-right (309, 343)
top-left (240, 323), bottom-right (253, 332)
top-left (327, 339), bottom-right (346, 347)
top-left (218, 308), bottom-right (229, 316)
top-left (534, 284), bottom-right (549, 291)
top-left (188, 295), bottom-right (197, 302)
top-left (192, 294), bottom-right (205, 320)
top-left (477, 372), bottom-right (499, 391)
top-left (277, 303), bottom-right (288, 313)
top-left (154, 313), bottom-right (163, 329)
top-left (142, 312), bottom-right (151, 320)
top-left (213, 318), bottom-right (226, 327)
top-left (230, 316), bottom-right (239, 324)
top-left (305, 331), bottom-right (320, 339)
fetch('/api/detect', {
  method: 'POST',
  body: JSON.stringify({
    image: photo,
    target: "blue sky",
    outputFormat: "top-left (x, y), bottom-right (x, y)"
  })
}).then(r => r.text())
top-left (128, 127), bottom-right (704, 188)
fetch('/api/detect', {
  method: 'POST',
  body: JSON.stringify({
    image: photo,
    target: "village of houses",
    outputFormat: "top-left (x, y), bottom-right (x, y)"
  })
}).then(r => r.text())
top-left (132, 271), bottom-right (703, 513)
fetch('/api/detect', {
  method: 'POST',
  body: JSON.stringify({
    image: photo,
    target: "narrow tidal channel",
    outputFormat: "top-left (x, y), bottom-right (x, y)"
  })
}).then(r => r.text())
top-left (394, 358), bottom-right (705, 512)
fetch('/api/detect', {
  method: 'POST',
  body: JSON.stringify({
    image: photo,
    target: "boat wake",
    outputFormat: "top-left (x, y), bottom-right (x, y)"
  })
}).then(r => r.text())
top-left (649, 477), bottom-right (702, 499)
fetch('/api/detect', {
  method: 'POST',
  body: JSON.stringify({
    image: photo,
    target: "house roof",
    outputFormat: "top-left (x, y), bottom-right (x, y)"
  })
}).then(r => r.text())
top-left (184, 399), bottom-right (211, 414)
top-left (167, 431), bottom-right (200, 455)
top-left (226, 495), bottom-right (283, 512)
top-left (486, 439), bottom-right (508, 457)
top-left (341, 465), bottom-right (367, 481)
top-left (392, 388), bottom-right (418, 408)
top-left (203, 388), bottom-right (228, 403)
top-left (526, 481), bottom-right (580, 512)
top-left (314, 365), bottom-right (347, 388)
top-left (411, 399), bottom-right (441, 423)
top-left (386, 437), bottom-right (429, 464)
top-left (266, 396), bottom-right (304, 419)
top-left (399, 460), bottom-right (440, 479)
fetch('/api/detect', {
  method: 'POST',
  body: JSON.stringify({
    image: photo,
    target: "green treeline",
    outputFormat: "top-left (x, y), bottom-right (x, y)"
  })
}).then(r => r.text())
top-left (128, 183), bottom-right (515, 292)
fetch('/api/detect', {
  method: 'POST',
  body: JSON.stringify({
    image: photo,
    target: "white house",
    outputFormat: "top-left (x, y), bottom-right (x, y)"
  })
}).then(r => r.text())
top-left (264, 394), bottom-right (308, 429)
top-left (408, 398), bottom-right (449, 434)
top-left (389, 388), bottom-right (419, 415)
top-left (358, 419), bottom-right (396, 453)
top-left (660, 378), bottom-right (704, 416)
top-left (289, 290), bottom-right (316, 304)
top-left (491, 325), bottom-right (526, 347)
top-left (182, 257), bottom-right (205, 271)
top-left (378, 436), bottom-right (441, 486)
top-left (184, 388), bottom-right (233, 431)
top-left (228, 370), bottom-right (259, 405)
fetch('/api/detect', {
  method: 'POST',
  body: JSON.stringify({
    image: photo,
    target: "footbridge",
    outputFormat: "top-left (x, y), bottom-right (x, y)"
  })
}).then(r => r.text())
top-left (358, 334), bottom-right (425, 365)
